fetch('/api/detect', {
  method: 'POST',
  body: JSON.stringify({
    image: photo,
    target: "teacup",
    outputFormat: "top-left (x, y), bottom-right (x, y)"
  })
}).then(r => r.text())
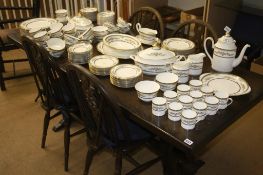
top-left (152, 97), bottom-right (167, 116)
top-left (205, 96), bottom-right (219, 115)
top-left (177, 84), bottom-right (190, 96)
top-left (193, 101), bottom-right (207, 121)
top-left (214, 91), bottom-right (233, 109)
top-left (189, 90), bottom-right (203, 102)
top-left (201, 85), bottom-right (214, 98)
top-left (181, 109), bottom-right (197, 130)
top-left (189, 80), bottom-right (203, 91)
top-left (168, 102), bottom-right (183, 121)
top-left (164, 90), bottom-right (177, 104)
top-left (178, 95), bottom-right (193, 110)
top-left (172, 58), bottom-right (190, 83)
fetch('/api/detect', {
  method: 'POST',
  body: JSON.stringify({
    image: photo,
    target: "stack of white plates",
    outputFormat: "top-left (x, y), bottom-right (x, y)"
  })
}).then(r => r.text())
top-left (80, 7), bottom-right (98, 22)
top-left (162, 38), bottom-right (195, 56)
top-left (68, 43), bottom-right (93, 64)
top-left (110, 64), bottom-right (143, 88)
top-left (97, 11), bottom-right (115, 25)
top-left (89, 55), bottom-right (119, 76)
top-left (69, 16), bottom-right (93, 33)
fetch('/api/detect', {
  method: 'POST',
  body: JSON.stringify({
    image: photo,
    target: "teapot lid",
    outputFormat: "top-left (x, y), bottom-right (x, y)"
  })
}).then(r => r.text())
top-left (215, 26), bottom-right (237, 50)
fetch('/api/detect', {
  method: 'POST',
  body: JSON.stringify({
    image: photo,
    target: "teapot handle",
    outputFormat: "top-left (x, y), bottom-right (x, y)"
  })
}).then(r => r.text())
top-left (136, 23), bottom-right (141, 33)
top-left (204, 37), bottom-right (214, 62)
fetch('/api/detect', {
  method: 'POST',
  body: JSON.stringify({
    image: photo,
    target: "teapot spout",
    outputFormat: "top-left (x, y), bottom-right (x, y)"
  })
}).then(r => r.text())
top-left (233, 44), bottom-right (250, 68)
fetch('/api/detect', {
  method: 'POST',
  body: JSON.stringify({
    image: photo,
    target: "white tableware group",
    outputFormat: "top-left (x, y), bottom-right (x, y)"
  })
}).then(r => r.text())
top-left (136, 23), bottom-right (157, 45)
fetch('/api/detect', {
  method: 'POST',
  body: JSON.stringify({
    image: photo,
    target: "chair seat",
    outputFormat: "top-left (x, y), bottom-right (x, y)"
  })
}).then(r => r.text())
top-left (0, 28), bottom-right (20, 45)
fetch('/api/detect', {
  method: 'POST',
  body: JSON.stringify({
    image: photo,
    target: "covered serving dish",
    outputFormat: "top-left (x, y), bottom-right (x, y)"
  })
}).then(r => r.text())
top-left (130, 47), bottom-right (178, 75)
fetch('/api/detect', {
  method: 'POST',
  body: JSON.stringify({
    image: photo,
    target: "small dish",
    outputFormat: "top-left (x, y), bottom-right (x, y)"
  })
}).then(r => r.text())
top-left (155, 72), bottom-right (178, 91)
top-left (135, 80), bottom-right (160, 102)
top-left (46, 38), bottom-right (65, 51)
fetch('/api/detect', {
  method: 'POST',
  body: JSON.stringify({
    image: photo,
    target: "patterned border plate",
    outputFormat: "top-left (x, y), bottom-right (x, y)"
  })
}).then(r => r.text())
top-left (162, 38), bottom-right (195, 51)
top-left (110, 64), bottom-right (142, 79)
top-left (199, 73), bottom-right (251, 96)
top-left (20, 18), bottom-right (57, 30)
top-left (89, 55), bottom-right (119, 69)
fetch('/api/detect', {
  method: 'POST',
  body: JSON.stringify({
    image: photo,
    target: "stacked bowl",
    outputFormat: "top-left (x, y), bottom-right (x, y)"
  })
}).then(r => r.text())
top-left (91, 26), bottom-right (109, 42)
top-left (68, 42), bottom-right (93, 64)
top-left (46, 38), bottom-right (66, 57)
top-left (110, 64), bottom-right (143, 88)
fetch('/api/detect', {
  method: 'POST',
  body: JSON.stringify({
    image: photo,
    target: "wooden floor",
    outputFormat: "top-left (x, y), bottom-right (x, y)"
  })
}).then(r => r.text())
top-left (0, 50), bottom-right (263, 175)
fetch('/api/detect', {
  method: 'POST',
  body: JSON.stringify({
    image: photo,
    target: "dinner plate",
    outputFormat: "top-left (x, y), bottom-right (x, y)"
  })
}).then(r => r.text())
top-left (20, 18), bottom-right (57, 30)
top-left (162, 38), bottom-right (195, 55)
top-left (111, 64), bottom-right (142, 79)
top-left (199, 73), bottom-right (251, 96)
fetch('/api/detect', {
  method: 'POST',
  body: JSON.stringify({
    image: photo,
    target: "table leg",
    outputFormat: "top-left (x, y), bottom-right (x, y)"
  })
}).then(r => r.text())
top-left (161, 143), bottom-right (204, 175)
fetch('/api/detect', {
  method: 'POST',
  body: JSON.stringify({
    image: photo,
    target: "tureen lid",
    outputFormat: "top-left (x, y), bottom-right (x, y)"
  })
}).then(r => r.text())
top-left (138, 47), bottom-right (175, 60)
top-left (215, 26), bottom-right (237, 50)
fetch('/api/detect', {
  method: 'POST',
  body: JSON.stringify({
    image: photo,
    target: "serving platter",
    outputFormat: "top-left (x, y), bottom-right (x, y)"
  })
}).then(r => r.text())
top-left (20, 18), bottom-right (57, 31)
top-left (199, 73), bottom-right (251, 96)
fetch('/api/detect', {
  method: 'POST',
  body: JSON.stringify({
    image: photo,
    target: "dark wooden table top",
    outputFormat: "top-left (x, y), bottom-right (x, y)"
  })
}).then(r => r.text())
top-left (8, 32), bottom-right (263, 155)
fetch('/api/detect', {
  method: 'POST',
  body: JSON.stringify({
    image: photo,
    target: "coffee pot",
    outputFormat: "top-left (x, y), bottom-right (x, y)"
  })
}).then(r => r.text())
top-left (204, 26), bottom-right (250, 72)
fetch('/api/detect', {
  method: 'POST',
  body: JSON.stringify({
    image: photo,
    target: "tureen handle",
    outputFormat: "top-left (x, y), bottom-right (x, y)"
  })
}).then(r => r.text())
top-left (130, 55), bottom-right (136, 61)
top-left (136, 23), bottom-right (141, 33)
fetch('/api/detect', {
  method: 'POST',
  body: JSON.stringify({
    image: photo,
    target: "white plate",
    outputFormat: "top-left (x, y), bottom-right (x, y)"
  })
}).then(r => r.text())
top-left (89, 55), bottom-right (118, 69)
top-left (20, 18), bottom-right (57, 30)
top-left (162, 38), bottom-right (195, 51)
top-left (110, 64), bottom-right (142, 79)
top-left (46, 38), bottom-right (65, 51)
top-left (199, 73), bottom-right (251, 96)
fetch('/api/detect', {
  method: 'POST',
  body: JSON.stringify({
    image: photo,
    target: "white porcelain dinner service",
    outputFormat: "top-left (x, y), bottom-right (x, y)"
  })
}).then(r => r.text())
top-left (110, 64), bottom-right (143, 88)
top-left (80, 7), bottom-right (98, 22)
top-left (68, 42), bottom-right (93, 64)
top-left (89, 55), bottom-right (119, 76)
top-left (162, 38), bottom-right (195, 56)
top-left (97, 11), bottom-right (115, 25)
top-left (135, 80), bottom-right (160, 102)
top-left (136, 23), bottom-right (157, 45)
top-left (97, 34), bottom-right (141, 59)
top-left (155, 72), bottom-right (178, 91)
top-left (46, 37), bottom-right (66, 57)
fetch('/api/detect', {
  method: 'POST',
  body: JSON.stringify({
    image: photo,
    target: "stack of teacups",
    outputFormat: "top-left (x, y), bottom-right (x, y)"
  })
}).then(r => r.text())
top-left (55, 9), bottom-right (69, 24)
top-left (163, 90), bottom-right (177, 105)
top-left (33, 31), bottom-right (50, 44)
top-left (155, 72), bottom-right (178, 91)
top-left (49, 22), bottom-right (63, 38)
top-left (91, 26), bottom-right (109, 42)
top-left (172, 59), bottom-right (190, 83)
top-left (177, 84), bottom-right (190, 96)
top-left (97, 11), bottom-right (115, 25)
top-left (136, 23), bottom-right (157, 45)
top-left (46, 38), bottom-right (66, 57)
top-left (152, 97), bottom-right (167, 116)
top-left (168, 102), bottom-right (183, 121)
top-left (201, 85), bottom-right (214, 98)
top-left (214, 91), bottom-right (233, 109)
top-left (178, 95), bottom-right (193, 110)
top-left (204, 96), bottom-right (219, 115)
top-left (193, 101), bottom-right (207, 121)
top-left (80, 7), bottom-right (98, 22)
top-left (189, 80), bottom-right (202, 91)
top-left (189, 90), bottom-right (203, 102)
top-left (181, 109), bottom-right (197, 130)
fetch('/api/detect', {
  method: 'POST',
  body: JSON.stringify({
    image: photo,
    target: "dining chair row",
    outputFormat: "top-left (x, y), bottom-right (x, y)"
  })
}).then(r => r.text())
top-left (21, 36), bottom-right (161, 175)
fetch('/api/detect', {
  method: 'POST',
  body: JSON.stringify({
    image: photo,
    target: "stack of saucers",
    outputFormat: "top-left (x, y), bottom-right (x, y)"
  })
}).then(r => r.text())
top-left (68, 42), bottom-right (93, 64)
top-left (97, 11), bottom-right (115, 25)
top-left (89, 55), bottom-right (119, 76)
top-left (110, 64), bottom-right (143, 88)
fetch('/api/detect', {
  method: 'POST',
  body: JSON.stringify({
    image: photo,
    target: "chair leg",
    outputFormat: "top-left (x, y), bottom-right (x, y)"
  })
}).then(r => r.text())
top-left (83, 148), bottom-right (95, 175)
top-left (41, 109), bottom-right (51, 148)
top-left (115, 150), bottom-right (122, 175)
top-left (0, 71), bottom-right (6, 91)
top-left (64, 113), bottom-right (71, 171)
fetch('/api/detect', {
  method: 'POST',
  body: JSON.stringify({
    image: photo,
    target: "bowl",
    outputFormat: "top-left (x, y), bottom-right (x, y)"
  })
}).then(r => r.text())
top-left (46, 38), bottom-right (65, 51)
top-left (155, 72), bottom-right (178, 91)
top-left (135, 80), bottom-right (160, 102)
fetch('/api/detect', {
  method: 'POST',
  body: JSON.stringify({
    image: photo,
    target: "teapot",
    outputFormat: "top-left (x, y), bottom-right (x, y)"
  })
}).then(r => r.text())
top-left (204, 26), bottom-right (250, 72)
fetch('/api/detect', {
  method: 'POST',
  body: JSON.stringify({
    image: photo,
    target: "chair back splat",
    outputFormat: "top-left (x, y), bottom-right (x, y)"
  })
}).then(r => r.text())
top-left (170, 19), bottom-right (218, 52)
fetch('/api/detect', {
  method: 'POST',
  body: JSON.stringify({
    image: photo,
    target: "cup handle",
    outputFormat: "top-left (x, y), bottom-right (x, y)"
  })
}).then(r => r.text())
top-left (227, 98), bottom-right (233, 106)
top-left (136, 23), bottom-right (141, 33)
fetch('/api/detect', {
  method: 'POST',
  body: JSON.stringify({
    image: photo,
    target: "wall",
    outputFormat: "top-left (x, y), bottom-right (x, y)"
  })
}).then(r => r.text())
top-left (168, 0), bottom-right (206, 10)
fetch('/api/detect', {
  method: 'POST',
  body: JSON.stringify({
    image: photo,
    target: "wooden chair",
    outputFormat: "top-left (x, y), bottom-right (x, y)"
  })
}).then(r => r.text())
top-left (170, 19), bottom-right (218, 53)
top-left (0, 0), bottom-right (40, 91)
top-left (128, 6), bottom-right (164, 40)
top-left (66, 64), bottom-right (161, 175)
top-left (22, 36), bottom-right (84, 171)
